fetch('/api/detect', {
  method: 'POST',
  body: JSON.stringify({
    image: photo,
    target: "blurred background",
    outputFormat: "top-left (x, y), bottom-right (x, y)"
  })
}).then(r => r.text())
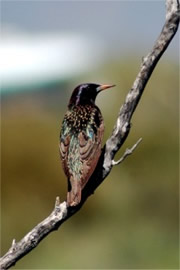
top-left (1, 1), bottom-right (179, 269)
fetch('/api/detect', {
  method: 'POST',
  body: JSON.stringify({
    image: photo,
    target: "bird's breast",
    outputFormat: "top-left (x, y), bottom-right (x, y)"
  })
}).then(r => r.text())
top-left (65, 105), bottom-right (103, 134)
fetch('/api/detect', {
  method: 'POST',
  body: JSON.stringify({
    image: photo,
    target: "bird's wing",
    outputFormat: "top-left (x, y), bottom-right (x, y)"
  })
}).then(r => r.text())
top-left (77, 121), bottom-right (104, 188)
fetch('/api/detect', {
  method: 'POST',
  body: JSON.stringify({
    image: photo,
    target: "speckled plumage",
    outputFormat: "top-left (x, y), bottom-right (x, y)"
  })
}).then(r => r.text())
top-left (59, 83), bottom-right (115, 206)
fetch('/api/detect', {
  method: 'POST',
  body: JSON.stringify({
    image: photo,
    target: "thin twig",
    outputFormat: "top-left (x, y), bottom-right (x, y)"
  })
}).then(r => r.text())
top-left (112, 138), bottom-right (142, 166)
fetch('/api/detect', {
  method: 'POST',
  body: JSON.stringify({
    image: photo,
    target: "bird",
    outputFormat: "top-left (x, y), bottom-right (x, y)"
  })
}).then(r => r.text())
top-left (59, 83), bottom-right (115, 206)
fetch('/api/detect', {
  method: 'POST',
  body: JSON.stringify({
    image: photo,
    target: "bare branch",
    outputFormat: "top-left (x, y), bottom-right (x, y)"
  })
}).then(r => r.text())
top-left (0, 0), bottom-right (179, 269)
top-left (103, 0), bottom-right (179, 176)
top-left (0, 202), bottom-right (68, 270)
top-left (112, 138), bottom-right (142, 166)
top-left (166, 0), bottom-right (179, 19)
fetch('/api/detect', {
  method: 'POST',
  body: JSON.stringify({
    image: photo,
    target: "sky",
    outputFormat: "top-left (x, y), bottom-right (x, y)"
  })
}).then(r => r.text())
top-left (1, 1), bottom-right (179, 58)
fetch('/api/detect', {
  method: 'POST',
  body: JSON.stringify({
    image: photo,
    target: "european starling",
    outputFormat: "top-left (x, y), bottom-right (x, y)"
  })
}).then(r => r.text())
top-left (59, 83), bottom-right (115, 206)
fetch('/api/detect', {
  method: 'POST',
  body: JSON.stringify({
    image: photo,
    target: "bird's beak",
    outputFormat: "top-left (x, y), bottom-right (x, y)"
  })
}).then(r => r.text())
top-left (96, 84), bottom-right (116, 92)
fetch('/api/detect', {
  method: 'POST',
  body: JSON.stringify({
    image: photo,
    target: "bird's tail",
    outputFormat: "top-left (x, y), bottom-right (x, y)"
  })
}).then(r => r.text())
top-left (67, 177), bottom-right (82, 207)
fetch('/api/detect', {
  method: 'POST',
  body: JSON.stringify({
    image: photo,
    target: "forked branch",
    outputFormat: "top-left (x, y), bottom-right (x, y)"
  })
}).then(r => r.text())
top-left (0, 0), bottom-right (179, 269)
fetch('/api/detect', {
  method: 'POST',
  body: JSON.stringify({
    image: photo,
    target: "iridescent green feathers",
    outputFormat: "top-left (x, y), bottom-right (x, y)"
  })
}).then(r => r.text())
top-left (60, 105), bottom-right (104, 206)
top-left (59, 83), bottom-right (115, 206)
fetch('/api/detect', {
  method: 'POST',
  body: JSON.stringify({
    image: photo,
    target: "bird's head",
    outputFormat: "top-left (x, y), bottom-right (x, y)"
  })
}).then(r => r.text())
top-left (68, 83), bottom-right (115, 107)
